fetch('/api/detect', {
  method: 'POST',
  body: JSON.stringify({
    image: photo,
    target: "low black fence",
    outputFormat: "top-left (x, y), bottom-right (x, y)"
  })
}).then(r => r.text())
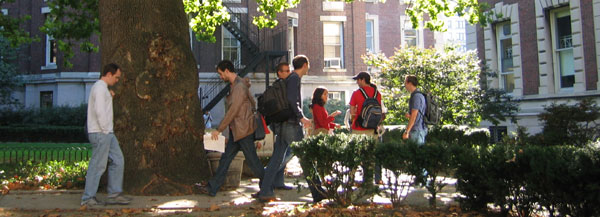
top-left (0, 144), bottom-right (92, 164)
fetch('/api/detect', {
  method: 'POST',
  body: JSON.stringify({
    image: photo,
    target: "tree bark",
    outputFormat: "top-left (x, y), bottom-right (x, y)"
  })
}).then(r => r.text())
top-left (98, 0), bottom-right (208, 195)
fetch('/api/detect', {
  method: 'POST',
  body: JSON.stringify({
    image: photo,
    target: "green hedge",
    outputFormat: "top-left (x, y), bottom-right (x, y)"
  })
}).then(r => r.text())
top-left (0, 125), bottom-right (87, 142)
top-left (292, 133), bottom-right (378, 207)
top-left (454, 144), bottom-right (600, 216)
top-left (0, 105), bottom-right (86, 126)
top-left (300, 126), bottom-right (600, 216)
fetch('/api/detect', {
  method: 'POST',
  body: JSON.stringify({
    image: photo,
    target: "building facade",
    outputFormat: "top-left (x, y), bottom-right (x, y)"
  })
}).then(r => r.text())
top-left (3, 0), bottom-right (441, 126)
top-left (468, 0), bottom-right (600, 137)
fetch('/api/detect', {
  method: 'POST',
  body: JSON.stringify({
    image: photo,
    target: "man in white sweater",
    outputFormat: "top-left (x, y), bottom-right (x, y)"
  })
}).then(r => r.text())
top-left (81, 63), bottom-right (131, 207)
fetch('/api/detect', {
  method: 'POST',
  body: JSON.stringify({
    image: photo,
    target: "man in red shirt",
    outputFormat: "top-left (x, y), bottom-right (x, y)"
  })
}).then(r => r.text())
top-left (349, 71), bottom-right (383, 183)
top-left (349, 72), bottom-right (382, 135)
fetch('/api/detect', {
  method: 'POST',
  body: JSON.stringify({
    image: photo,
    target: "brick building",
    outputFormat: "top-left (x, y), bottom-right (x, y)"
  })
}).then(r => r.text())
top-left (2, 0), bottom-right (441, 125)
top-left (468, 0), bottom-right (600, 137)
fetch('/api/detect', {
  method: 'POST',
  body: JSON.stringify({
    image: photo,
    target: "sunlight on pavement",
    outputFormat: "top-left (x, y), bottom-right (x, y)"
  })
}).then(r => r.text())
top-left (153, 199), bottom-right (197, 215)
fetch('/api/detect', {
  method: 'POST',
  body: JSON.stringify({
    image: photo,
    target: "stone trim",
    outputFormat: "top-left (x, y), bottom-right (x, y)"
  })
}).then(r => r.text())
top-left (483, 2), bottom-right (522, 97)
top-left (535, 0), bottom-right (585, 94)
top-left (594, 0), bottom-right (600, 89)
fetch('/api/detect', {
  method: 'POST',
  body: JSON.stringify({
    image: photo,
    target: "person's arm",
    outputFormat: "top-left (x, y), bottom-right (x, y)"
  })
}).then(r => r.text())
top-left (349, 91), bottom-right (359, 125)
top-left (286, 74), bottom-right (311, 126)
top-left (94, 87), bottom-right (112, 134)
top-left (213, 84), bottom-right (244, 138)
top-left (403, 109), bottom-right (418, 139)
top-left (286, 74), bottom-right (303, 120)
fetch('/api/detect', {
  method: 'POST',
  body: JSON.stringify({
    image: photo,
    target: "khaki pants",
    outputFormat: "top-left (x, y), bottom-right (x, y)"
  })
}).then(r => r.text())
top-left (351, 129), bottom-right (377, 139)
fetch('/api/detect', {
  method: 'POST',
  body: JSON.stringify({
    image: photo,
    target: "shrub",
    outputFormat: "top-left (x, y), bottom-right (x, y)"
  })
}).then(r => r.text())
top-left (0, 104), bottom-right (87, 126)
top-left (0, 125), bottom-right (87, 142)
top-left (0, 160), bottom-right (88, 191)
top-left (538, 98), bottom-right (600, 146)
top-left (376, 137), bottom-right (421, 207)
top-left (292, 133), bottom-right (377, 207)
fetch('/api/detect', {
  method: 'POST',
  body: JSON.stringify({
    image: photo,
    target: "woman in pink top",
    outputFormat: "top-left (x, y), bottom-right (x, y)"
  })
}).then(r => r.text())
top-left (309, 87), bottom-right (341, 135)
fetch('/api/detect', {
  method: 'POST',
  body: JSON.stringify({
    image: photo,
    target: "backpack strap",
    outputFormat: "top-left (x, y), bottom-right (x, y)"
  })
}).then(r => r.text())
top-left (359, 87), bottom-right (377, 99)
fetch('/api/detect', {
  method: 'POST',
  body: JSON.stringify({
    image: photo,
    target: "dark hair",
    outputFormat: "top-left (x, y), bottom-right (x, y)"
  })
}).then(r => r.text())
top-left (310, 87), bottom-right (327, 109)
top-left (101, 63), bottom-right (120, 77)
top-left (354, 71), bottom-right (377, 89)
top-left (292, 55), bottom-right (309, 70)
top-left (216, 60), bottom-right (236, 73)
top-left (276, 62), bottom-right (289, 72)
top-left (405, 75), bottom-right (419, 86)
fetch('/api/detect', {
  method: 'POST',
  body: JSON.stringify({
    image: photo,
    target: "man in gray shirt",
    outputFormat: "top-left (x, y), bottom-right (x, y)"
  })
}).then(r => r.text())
top-left (82, 63), bottom-right (131, 206)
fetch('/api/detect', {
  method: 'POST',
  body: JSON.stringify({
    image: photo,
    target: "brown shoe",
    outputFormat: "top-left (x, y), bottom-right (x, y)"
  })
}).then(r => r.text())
top-left (258, 196), bottom-right (278, 203)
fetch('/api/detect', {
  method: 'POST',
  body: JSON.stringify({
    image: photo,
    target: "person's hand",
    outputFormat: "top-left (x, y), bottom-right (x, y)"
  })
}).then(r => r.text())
top-left (405, 113), bottom-right (410, 118)
top-left (402, 131), bottom-right (409, 140)
top-left (300, 118), bottom-right (311, 128)
top-left (335, 124), bottom-right (341, 129)
top-left (211, 130), bottom-right (220, 140)
top-left (331, 110), bottom-right (342, 117)
top-left (255, 141), bottom-right (262, 149)
top-left (110, 90), bottom-right (115, 97)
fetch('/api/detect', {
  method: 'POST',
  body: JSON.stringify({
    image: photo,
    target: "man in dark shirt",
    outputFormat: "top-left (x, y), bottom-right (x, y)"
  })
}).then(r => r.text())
top-left (257, 55), bottom-right (311, 202)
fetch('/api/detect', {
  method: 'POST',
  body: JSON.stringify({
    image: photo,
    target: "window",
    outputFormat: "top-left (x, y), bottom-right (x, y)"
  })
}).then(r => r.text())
top-left (496, 21), bottom-right (514, 93)
top-left (40, 91), bottom-right (53, 108)
top-left (222, 14), bottom-right (241, 68)
top-left (43, 11), bottom-right (57, 69)
top-left (404, 29), bottom-right (417, 47)
top-left (551, 8), bottom-right (574, 89)
top-left (328, 91), bottom-right (344, 102)
top-left (1, 9), bottom-right (6, 31)
top-left (366, 19), bottom-right (374, 53)
top-left (401, 17), bottom-right (418, 47)
top-left (323, 22), bottom-right (344, 68)
top-left (489, 126), bottom-right (507, 143)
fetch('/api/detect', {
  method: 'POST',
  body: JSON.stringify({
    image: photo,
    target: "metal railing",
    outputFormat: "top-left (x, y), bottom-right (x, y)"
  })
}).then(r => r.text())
top-left (200, 4), bottom-right (289, 112)
top-left (0, 144), bottom-right (92, 164)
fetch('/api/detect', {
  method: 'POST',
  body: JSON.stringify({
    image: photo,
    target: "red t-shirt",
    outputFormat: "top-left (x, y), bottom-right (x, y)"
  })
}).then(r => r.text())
top-left (349, 86), bottom-right (382, 131)
top-left (312, 104), bottom-right (336, 130)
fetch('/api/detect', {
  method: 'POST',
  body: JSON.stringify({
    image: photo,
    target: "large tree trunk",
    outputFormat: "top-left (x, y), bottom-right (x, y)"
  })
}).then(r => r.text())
top-left (98, 0), bottom-right (209, 195)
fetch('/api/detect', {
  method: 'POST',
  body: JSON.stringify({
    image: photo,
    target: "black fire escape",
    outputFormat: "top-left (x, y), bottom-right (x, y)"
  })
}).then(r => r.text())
top-left (200, 6), bottom-right (288, 112)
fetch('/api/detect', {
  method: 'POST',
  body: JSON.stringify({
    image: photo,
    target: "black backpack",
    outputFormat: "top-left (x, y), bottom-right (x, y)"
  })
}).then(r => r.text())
top-left (356, 88), bottom-right (383, 129)
top-left (413, 91), bottom-right (441, 125)
top-left (257, 78), bottom-right (294, 124)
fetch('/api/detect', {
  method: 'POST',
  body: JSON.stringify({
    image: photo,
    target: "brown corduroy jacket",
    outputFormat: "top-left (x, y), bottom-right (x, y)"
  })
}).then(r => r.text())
top-left (216, 76), bottom-right (256, 142)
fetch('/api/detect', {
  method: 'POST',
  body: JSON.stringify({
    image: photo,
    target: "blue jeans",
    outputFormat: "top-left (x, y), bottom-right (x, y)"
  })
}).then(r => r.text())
top-left (410, 129), bottom-right (427, 145)
top-left (258, 121), bottom-right (302, 197)
top-left (273, 146), bottom-right (293, 187)
top-left (82, 133), bottom-right (124, 202)
top-left (208, 131), bottom-right (264, 196)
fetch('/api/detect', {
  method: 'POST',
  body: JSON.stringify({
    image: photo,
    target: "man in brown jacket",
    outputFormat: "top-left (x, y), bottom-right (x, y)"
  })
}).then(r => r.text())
top-left (200, 60), bottom-right (264, 197)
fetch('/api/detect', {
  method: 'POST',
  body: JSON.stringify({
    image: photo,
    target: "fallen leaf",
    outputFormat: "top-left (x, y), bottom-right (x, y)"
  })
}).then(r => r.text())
top-left (79, 205), bottom-right (87, 211)
top-left (209, 204), bottom-right (219, 211)
top-left (149, 198), bottom-right (158, 201)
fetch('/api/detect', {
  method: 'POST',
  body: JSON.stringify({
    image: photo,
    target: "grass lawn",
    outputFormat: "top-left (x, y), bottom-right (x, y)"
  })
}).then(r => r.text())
top-left (0, 143), bottom-right (91, 164)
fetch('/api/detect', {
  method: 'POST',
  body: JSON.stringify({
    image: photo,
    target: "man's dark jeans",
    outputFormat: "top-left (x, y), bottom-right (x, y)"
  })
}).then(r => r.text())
top-left (208, 131), bottom-right (264, 196)
top-left (258, 121), bottom-right (302, 197)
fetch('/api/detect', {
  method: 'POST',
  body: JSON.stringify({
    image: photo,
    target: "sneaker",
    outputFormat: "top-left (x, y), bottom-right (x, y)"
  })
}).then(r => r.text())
top-left (81, 197), bottom-right (105, 207)
top-left (106, 194), bottom-right (132, 205)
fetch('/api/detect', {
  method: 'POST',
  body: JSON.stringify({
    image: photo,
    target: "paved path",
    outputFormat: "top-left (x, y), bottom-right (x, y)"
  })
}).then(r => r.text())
top-left (0, 177), bottom-right (458, 212)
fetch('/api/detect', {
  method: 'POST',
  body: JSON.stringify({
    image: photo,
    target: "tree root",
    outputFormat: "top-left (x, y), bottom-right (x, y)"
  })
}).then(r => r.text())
top-left (139, 174), bottom-right (194, 195)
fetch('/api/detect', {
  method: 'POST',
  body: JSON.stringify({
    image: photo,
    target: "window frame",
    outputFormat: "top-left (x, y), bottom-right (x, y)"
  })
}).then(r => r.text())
top-left (550, 7), bottom-right (574, 92)
top-left (41, 8), bottom-right (57, 70)
top-left (221, 14), bottom-right (242, 68)
top-left (366, 19), bottom-right (374, 53)
top-left (495, 21), bottom-right (514, 93)
top-left (40, 91), bottom-right (53, 108)
top-left (323, 21), bottom-right (344, 69)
